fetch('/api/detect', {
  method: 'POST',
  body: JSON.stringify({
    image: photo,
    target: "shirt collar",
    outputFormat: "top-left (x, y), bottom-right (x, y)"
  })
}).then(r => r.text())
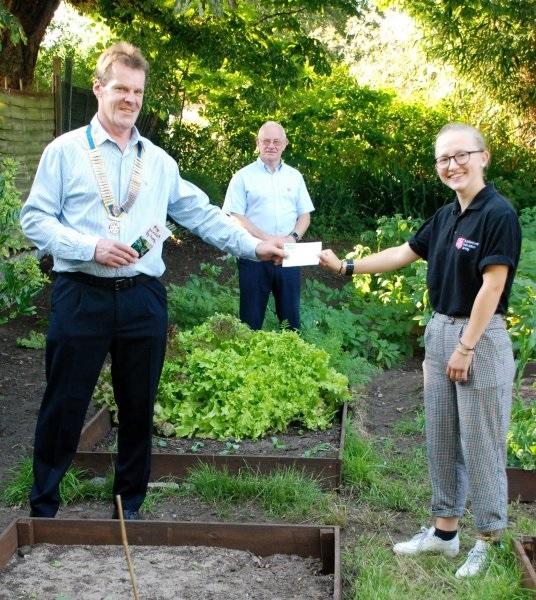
top-left (90, 114), bottom-right (143, 150)
top-left (256, 156), bottom-right (283, 173)
top-left (452, 182), bottom-right (496, 215)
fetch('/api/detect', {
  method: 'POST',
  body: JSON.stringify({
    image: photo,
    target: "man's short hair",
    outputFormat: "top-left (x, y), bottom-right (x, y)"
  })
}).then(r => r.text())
top-left (95, 42), bottom-right (149, 84)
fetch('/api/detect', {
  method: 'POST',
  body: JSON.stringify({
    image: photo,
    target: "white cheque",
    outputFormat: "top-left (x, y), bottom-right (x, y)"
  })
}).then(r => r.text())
top-left (282, 241), bottom-right (322, 267)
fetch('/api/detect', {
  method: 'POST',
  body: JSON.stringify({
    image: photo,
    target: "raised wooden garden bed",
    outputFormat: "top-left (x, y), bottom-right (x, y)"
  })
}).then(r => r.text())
top-left (0, 518), bottom-right (341, 599)
top-left (507, 468), bottom-right (536, 503)
top-left (75, 405), bottom-right (347, 490)
top-left (513, 536), bottom-right (536, 593)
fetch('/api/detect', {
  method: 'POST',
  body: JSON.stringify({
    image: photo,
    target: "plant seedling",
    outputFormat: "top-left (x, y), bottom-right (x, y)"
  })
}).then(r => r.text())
top-left (220, 441), bottom-right (240, 455)
top-left (190, 441), bottom-right (204, 453)
top-left (302, 442), bottom-right (335, 458)
top-left (271, 436), bottom-right (287, 450)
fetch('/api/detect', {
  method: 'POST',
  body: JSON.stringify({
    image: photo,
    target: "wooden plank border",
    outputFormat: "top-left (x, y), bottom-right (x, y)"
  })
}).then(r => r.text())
top-left (0, 518), bottom-right (341, 599)
top-left (76, 404), bottom-right (347, 490)
top-left (507, 468), bottom-right (536, 503)
top-left (513, 536), bottom-right (536, 593)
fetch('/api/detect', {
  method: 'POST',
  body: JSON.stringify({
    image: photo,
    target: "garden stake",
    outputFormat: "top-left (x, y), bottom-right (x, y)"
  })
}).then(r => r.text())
top-left (116, 495), bottom-right (140, 600)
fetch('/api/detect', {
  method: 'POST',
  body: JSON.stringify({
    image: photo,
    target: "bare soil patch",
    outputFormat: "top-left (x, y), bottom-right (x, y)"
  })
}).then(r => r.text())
top-left (0, 543), bottom-right (332, 599)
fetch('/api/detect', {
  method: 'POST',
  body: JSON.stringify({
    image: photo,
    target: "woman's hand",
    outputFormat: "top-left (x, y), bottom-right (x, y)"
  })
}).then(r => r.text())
top-left (446, 349), bottom-right (474, 383)
top-left (319, 249), bottom-right (343, 274)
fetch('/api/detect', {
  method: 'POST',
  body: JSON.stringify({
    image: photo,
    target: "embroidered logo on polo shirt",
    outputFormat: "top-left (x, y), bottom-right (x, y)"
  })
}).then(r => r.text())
top-left (455, 237), bottom-right (479, 252)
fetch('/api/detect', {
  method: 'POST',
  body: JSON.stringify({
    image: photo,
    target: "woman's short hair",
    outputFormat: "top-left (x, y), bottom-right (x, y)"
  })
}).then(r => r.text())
top-left (95, 42), bottom-right (149, 84)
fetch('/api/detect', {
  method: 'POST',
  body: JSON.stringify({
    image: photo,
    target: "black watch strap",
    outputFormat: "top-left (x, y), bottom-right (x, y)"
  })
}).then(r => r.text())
top-left (290, 231), bottom-right (300, 241)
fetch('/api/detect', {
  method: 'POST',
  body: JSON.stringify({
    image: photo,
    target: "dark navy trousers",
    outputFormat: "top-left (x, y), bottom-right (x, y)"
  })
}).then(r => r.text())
top-left (237, 258), bottom-right (301, 330)
top-left (30, 275), bottom-right (167, 517)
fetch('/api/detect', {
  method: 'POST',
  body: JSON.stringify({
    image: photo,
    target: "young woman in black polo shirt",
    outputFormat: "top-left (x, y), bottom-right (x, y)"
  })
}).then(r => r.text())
top-left (319, 123), bottom-right (521, 578)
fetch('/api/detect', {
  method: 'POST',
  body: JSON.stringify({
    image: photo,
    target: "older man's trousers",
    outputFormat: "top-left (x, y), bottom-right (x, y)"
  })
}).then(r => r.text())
top-left (237, 258), bottom-right (300, 330)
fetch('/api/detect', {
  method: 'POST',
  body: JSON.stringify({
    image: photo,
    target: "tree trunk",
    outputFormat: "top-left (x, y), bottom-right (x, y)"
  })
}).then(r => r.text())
top-left (0, 0), bottom-right (61, 90)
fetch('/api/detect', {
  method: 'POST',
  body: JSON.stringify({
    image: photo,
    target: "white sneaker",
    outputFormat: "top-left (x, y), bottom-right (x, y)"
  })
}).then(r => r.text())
top-left (455, 539), bottom-right (489, 578)
top-left (393, 526), bottom-right (460, 557)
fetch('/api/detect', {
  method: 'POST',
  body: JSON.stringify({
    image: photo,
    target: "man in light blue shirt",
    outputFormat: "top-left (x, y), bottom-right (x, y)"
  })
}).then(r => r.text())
top-left (223, 121), bottom-right (314, 330)
top-left (20, 42), bottom-right (284, 521)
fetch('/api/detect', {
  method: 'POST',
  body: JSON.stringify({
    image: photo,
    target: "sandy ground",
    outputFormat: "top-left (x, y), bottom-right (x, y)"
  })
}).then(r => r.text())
top-left (0, 543), bottom-right (333, 599)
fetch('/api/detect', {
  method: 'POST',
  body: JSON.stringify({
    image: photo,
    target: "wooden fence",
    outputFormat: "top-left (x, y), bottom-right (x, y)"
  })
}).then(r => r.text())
top-left (0, 90), bottom-right (55, 199)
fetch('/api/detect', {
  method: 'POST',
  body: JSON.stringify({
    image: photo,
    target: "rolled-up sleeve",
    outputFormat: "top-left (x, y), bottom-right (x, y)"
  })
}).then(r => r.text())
top-left (20, 143), bottom-right (98, 260)
top-left (168, 172), bottom-right (259, 260)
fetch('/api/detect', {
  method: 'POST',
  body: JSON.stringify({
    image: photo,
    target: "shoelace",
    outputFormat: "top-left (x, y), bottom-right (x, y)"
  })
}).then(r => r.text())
top-left (412, 526), bottom-right (430, 541)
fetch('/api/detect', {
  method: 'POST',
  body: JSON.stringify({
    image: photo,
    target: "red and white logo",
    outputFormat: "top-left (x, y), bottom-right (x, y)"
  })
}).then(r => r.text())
top-left (455, 237), bottom-right (480, 252)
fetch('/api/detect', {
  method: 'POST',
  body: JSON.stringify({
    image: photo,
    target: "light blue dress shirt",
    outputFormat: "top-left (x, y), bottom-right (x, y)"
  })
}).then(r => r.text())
top-left (222, 158), bottom-right (314, 236)
top-left (20, 115), bottom-right (259, 278)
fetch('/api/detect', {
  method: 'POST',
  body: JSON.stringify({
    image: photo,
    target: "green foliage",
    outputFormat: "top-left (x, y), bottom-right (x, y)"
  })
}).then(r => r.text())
top-left (154, 314), bottom-right (349, 439)
top-left (507, 207), bottom-right (536, 387)
top-left (380, 0), bottom-right (536, 133)
top-left (184, 464), bottom-right (330, 520)
top-left (16, 331), bottom-right (46, 350)
top-left (167, 262), bottom-right (238, 329)
top-left (0, 157), bottom-right (48, 324)
top-left (0, 256), bottom-right (49, 325)
top-left (507, 398), bottom-right (536, 471)
top-left (0, 458), bottom-right (113, 507)
top-left (0, 4), bottom-right (26, 50)
top-left (342, 426), bottom-right (379, 489)
top-left (0, 157), bottom-right (31, 256)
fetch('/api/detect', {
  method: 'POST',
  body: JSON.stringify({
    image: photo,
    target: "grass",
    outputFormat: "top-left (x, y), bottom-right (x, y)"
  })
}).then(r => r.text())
top-left (342, 401), bottom-right (536, 599)
top-left (183, 464), bottom-right (346, 524)
top-left (393, 406), bottom-right (426, 436)
top-left (1, 459), bottom-right (344, 525)
top-left (1, 404), bottom-right (534, 598)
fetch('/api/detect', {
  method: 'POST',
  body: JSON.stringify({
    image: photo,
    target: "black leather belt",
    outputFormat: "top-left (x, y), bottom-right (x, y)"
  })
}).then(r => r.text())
top-left (58, 271), bottom-right (154, 292)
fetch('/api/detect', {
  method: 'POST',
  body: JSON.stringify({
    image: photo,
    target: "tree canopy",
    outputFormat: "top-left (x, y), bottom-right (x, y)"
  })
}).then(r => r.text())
top-left (380, 0), bottom-right (536, 144)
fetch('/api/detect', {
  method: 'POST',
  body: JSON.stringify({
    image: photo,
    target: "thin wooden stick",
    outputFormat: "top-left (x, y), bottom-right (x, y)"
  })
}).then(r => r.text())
top-left (115, 495), bottom-right (140, 600)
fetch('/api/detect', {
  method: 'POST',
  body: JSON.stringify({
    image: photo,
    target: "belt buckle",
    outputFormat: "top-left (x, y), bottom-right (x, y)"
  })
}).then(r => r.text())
top-left (114, 278), bottom-right (128, 291)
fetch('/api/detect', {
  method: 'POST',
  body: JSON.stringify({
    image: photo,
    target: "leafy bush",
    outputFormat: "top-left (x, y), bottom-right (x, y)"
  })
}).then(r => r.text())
top-left (507, 207), bottom-right (536, 386)
top-left (0, 255), bottom-right (49, 324)
top-left (167, 262), bottom-right (239, 330)
top-left (507, 398), bottom-right (536, 470)
top-left (0, 156), bottom-right (32, 256)
top-left (154, 314), bottom-right (349, 440)
top-left (0, 157), bottom-right (49, 323)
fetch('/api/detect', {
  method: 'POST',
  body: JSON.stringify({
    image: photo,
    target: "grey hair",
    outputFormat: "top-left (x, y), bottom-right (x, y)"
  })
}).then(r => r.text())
top-left (257, 121), bottom-right (287, 140)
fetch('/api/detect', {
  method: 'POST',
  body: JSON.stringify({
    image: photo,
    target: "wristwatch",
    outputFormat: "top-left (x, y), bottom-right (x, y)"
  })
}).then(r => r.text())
top-left (290, 231), bottom-right (301, 241)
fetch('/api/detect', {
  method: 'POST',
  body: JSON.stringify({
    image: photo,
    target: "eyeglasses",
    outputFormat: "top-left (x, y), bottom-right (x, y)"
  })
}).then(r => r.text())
top-left (434, 150), bottom-right (484, 169)
top-left (258, 138), bottom-right (286, 147)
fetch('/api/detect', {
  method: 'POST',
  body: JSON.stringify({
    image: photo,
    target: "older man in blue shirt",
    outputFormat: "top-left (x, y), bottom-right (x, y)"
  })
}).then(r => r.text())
top-left (223, 121), bottom-right (314, 330)
top-left (20, 42), bottom-right (284, 520)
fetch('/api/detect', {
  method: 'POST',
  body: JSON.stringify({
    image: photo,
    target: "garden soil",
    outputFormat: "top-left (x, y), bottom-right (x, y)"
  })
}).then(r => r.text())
top-left (1, 235), bottom-right (535, 597)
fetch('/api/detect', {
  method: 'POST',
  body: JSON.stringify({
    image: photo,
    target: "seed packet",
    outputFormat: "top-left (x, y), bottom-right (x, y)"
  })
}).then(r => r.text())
top-left (131, 223), bottom-right (172, 257)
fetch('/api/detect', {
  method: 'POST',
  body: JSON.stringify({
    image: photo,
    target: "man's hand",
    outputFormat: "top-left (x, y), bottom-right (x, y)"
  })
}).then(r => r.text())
top-left (94, 239), bottom-right (139, 267)
top-left (255, 240), bottom-right (286, 265)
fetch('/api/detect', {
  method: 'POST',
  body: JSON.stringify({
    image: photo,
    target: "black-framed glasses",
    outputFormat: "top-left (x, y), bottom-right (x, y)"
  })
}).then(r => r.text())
top-left (434, 150), bottom-right (484, 169)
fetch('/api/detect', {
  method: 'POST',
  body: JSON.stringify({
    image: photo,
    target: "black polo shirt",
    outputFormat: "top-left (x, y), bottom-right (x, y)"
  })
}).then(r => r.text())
top-left (409, 183), bottom-right (521, 316)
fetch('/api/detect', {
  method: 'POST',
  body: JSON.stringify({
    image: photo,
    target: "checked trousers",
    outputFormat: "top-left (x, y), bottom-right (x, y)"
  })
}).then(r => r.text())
top-left (423, 312), bottom-right (514, 533)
